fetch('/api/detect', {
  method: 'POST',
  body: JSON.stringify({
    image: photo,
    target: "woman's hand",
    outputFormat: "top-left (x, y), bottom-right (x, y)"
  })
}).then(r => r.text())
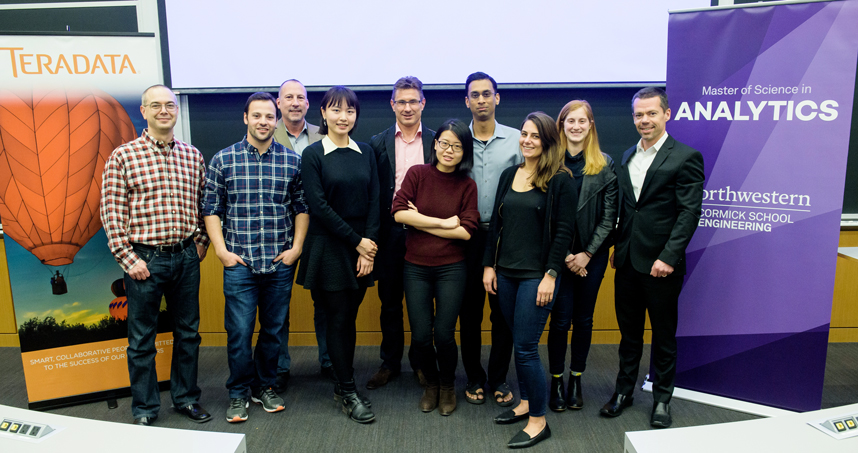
top-left (536, 274), bottom-right (556, 306)
top-left (407, 201), bottom-right (419, 212)
top-left (439, 215), bottom-right (460, 230)
top-left (566, 252), bottom-right (590, 277)
top-left (482, 266), bottom-right (497, 295)
top-left (356, 237), bottom-right (378, 259)
top-left (356, 255), bottom-right (374, 277)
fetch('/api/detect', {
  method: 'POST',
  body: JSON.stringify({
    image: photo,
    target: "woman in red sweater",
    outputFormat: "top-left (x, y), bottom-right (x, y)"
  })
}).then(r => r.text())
top-left (391, 119), bottom-right (479, 416)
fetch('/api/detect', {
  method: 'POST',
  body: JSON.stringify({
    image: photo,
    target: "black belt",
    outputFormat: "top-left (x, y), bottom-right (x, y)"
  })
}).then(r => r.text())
top-left (479, 222), bottom-right (491, 232)
top-left (132, 236), bottom-right (195, 254)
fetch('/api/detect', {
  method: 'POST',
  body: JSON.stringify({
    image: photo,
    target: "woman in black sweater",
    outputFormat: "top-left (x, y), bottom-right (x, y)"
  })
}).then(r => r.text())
top-left (296, 86), bottom-right (379, 424)
top-left (482, 112), bottom-right (577, 448)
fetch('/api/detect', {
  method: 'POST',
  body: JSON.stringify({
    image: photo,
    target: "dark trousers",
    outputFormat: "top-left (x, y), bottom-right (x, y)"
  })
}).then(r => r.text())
top-left (278, 300), bottom-right (331, 373)
top-left (377, 225), bottom-right (418, 373)
top-left (547, 251), bottom-right (609, 374)
top-left (496, 273), bottom-right (558, 418)
top-left (125, 244), bottom-right (202, 419)
top-left (459, 228), bottom-right (513, 389)
top-left (403, 261), bottom-right (467, 384)
top-left (614, 264), bottom-right (682, 403)
top-left (312, 288), bottom-right (367, 385)
top-left (223, 263), bottom-right (293, 398)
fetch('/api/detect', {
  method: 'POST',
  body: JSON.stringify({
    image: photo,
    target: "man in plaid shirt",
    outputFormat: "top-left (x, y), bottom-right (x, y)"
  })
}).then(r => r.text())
top-left (101, 84), bottom-right (212, 426)
top-left (202, 92), bottom-right (309, 423)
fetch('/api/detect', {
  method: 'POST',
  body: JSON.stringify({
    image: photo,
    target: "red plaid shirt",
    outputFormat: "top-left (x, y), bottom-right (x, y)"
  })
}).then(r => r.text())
top-left (101, 129), bottom-right (209, 272)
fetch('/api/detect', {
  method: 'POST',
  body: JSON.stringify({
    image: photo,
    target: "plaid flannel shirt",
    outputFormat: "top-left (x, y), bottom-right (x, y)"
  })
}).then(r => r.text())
top-left (201, 137), bottom-right (307, 274)
top-left (101, 129), bottom-right (210, 272)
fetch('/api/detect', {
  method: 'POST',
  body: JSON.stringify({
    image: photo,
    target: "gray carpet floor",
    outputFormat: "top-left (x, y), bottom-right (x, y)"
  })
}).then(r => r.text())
top-left (1, 344), bottom-right (856, 452)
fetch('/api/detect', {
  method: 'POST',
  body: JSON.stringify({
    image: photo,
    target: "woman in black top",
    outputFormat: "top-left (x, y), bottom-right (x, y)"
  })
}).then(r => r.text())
top-left (547, 100), bottom-right (618, 412)
top-left (296, 86), bottom-right (379, 424)
top-left (482, 112), bottom-right (577, 449)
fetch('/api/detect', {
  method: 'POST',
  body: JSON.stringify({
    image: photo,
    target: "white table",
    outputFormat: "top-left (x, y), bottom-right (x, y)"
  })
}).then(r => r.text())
top-left (0, 404), bottom-right (246, 453)
top-left (838, 247), bottom-right (858, 261)
top-left (625, 403), bottom-right (858, 453)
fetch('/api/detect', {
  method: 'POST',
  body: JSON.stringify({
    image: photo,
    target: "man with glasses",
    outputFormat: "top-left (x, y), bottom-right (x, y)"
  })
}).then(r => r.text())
top-left (366, 76), bottom-right (434, 389)
top-left (459, 72), bottom-right (522, 406)
top-left (202, 92), bottom-right (309, 422)
top-left (271, 79), bottom-right (330, 392)
top-left (101, 84), bottom-right (211, 426)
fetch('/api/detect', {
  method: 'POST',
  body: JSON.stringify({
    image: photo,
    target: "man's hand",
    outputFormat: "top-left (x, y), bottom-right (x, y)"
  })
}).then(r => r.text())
top-left (196, 243), bottom-right (208, 262)
top-left (217, 250), bottom-right (247, 268)
top-left (356, 255), bottom-right (373, 277)
top-left (356, 238), bottom-right (378, 259)
top-left (650, 259), bottom-right (674, 278)
top-left (609, 250), bottom-right (616, 269)
top-left (128, 260), bottom-right (150, 281)
top-left (274, 247), bottom-right (302, 266)
top-left (482, 267), bottom-right (497, 295)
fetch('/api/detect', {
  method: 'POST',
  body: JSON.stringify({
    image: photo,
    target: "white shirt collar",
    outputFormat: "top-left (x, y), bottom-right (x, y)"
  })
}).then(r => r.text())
top-left (322, 135), bottom-right (361, 155)
top-left (636, 132), bottom-right (669, 155)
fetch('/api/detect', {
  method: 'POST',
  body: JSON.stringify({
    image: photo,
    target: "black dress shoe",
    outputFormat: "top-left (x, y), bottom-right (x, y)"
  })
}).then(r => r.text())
top-left (334, 382), bottom-right (372, 408)
top-left (132, 415), bottom-right (157, 426)
top-left (650, 402), bottom-right (672, 428)
top-left (493, 409), bottom-right (529, 425)
top-left (507, 423), bottom-right (551, 449)
top-left (174, 403), bottom-right (212, 423)
top-left (599, 393), bottom-right (633, 417)
top-left (548, 376), bottom-right (567, 412)
top-left (567, 374), bottom-right (583, 410)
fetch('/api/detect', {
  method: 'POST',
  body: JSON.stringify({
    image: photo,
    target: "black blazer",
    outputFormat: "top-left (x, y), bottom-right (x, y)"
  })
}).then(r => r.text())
top-left (369, 124), bottom-right (435, 240)
top-left (613, 135), bottom-right (704, 276)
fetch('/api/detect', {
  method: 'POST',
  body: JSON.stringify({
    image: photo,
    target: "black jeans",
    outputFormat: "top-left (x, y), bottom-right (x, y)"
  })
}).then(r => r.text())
top-left (547, 250), bottom-right (609, 374)
top-left (403, 260), bottom-right (467, 384)
top-left (312, 288), bottom-right (367, 385)
top-left (377, 225), bottom-right (418, 373)
top-left (458, 228), bottom-right (513, 389)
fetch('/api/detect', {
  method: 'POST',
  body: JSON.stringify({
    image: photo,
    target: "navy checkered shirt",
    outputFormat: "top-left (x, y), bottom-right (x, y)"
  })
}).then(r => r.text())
top-left (202, 137), bottom-right (308, 274)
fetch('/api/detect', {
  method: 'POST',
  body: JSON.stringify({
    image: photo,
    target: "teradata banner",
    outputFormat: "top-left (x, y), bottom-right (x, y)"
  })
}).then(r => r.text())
top-left (0, 34), bottom-right (167, 408)
top-left (666, 0), bottom-right (858, 411)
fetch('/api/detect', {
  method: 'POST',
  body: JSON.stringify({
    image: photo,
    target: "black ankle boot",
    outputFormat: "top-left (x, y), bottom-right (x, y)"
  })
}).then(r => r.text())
top-left (334, 382), bottom-right (372, 408)
top-left (338, 380), bottom-right (375, 423)
top-left (567, 374), bottom-right (583, 410)
top-left (548, 376), bottom-right (567, 412)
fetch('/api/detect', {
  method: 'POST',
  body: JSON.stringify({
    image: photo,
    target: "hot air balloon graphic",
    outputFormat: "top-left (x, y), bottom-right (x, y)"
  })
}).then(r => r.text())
top-left (108, 277), bottom-right (127, 320)
top-left (0, 87), bottom-right (136, 266)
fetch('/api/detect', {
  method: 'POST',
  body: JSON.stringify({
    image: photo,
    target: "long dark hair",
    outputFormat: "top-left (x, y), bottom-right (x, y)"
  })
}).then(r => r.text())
top-left (522, 112), bottom-right (568, 192)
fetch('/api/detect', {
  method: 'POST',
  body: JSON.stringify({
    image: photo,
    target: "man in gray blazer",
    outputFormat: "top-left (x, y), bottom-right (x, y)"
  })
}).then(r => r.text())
top-left (366, 76), bottom-right (434, 389)
top-left (273, 79), bottom-right (329, 392)
top-left (273, 79), bottom-right (322, 155)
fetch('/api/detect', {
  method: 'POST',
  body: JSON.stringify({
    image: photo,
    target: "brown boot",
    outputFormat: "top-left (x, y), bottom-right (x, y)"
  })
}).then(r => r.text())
top-left (420, 383), bottom-right (439, 412)
top-left (438, 383), bottom-right (457, 416)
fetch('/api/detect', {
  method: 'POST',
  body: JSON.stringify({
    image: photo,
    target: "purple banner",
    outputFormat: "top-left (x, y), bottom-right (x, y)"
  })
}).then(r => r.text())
top-left (666, 0), bottom-right (858, 411)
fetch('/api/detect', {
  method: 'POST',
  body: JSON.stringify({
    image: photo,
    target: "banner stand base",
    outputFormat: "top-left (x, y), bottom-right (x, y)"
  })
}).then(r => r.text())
top-left (641, 376), bottom-right (795, 418)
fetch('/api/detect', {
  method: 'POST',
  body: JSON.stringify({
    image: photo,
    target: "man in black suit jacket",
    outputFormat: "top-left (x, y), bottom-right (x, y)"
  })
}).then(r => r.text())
top-left (600, 87), bottom-right (704, 428)
top-left (366, 76), bottom-right (435, 389)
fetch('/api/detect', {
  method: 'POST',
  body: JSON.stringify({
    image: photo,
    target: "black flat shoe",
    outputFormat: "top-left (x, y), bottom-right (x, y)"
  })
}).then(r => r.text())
top-left (173, 403), bottom-right (212, 423)
top-left (132, 415), bottom-right (157, 426)
top-left (599, 393), bottom-right (633, 417)
top-left (567, 374), bottom-right (583, 410)
top-left (548, 376), bottom-right (566, 412)
top-left (334, 383), bottom-right (372, 408)
top-left (650, 402), bottom-right (672, 428)
top-left (493, 409), bottom-right (529, 425)
top-left (507, 424), bottom-right (551, 449)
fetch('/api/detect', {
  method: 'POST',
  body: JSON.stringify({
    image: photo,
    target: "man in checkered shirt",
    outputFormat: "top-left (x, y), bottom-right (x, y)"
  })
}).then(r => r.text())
top-left (101, 84), bottom-right (212, 426)
top-left (202, 92), bottom-right (309, 423)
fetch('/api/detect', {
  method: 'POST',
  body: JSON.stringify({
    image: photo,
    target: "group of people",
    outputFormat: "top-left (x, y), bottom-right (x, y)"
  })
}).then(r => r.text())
top-left (100, 72), bottom-right (704, 449)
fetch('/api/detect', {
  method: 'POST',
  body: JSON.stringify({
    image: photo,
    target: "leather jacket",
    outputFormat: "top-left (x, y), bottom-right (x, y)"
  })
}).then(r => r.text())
top-left (572, 153), bottom-right (618, 256)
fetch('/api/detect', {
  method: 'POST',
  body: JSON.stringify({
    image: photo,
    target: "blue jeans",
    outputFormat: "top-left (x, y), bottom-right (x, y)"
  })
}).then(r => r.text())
top-left (403, 261), bottom-right (466, 384)
top-left (496, 272), bottom-right (559, 417)
top-left (278, 300), bottom-right (331, 373)
top-left (547, 251), bottom-right (609, 374)
top-left (125, 244), bottom-right (202, 419)
top-left (224, 262), bottom-right (294, 398)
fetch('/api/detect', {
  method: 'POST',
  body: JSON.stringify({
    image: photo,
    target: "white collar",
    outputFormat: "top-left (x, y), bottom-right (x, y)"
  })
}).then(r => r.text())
top-left (322, 135), bottom-right (361, 155)
top-left (636, 132), bottom-right (669, 154)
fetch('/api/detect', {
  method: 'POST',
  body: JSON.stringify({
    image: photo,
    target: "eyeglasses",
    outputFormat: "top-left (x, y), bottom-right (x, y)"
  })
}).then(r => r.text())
top-left (146, 102), bottom-right (178, 112)
top-left (393, 99), bottom-right (421, 107)
top-left (437, 140), bottom-right (463, 152)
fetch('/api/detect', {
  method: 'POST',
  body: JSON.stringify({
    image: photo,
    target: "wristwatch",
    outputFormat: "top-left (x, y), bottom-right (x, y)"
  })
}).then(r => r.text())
top-left (546, 269), bottom-right (558, 278)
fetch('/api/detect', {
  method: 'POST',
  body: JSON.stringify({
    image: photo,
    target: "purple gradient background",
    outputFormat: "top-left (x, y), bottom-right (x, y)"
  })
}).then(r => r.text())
top-left (666, 1), bottom-right (858, 411)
